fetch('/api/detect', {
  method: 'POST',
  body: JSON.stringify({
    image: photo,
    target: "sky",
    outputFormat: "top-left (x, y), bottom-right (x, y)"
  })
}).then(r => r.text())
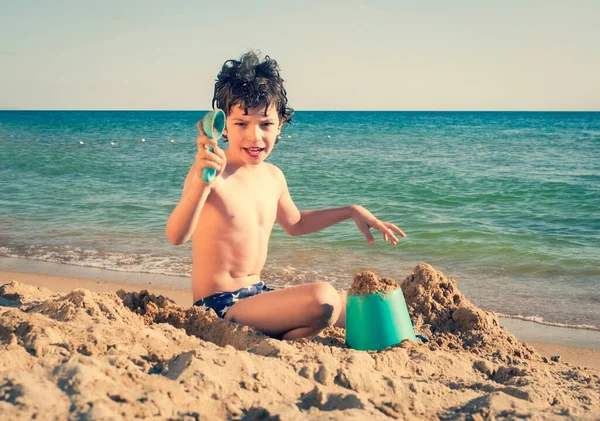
top-left (1, 0), bottom-right (599, 111)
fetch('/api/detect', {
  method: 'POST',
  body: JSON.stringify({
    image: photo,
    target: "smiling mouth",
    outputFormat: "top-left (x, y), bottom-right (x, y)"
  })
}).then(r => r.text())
top-left (243, 147), bottom-right (265, 156)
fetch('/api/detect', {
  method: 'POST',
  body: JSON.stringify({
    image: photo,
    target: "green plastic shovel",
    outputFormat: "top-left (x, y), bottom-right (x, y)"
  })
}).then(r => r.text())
top-left (201, 109), bottom-right (226, 183)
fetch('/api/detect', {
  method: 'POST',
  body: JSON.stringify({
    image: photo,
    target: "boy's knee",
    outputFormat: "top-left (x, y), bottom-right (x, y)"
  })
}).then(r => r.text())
top-left (309, 282), bottom-right (342, 328)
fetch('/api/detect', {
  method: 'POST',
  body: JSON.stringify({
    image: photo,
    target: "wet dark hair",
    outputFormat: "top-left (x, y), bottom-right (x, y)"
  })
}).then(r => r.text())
top-left (212, 51), bottom-right (294, 127)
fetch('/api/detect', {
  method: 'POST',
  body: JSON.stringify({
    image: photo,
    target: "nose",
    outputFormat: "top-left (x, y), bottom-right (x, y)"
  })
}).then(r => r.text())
top-left (248, 124), bottom-right (262, 142)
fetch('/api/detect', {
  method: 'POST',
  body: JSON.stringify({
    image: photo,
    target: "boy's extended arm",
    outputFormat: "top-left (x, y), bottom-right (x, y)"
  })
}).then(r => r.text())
top-left (275, 169), bottom-right (405, 245)
top-left (165, 164), bottom-right (212, 245)
top-left (279, 204), bottom-right (354, 237)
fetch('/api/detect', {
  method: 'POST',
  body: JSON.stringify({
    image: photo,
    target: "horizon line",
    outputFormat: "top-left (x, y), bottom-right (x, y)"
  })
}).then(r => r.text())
top-left (1, 109), bottom-right (599, 113)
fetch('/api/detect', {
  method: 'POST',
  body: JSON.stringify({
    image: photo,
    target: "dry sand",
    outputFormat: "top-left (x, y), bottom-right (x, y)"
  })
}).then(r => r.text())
top-left (1, 264), bottom-right (599, 420)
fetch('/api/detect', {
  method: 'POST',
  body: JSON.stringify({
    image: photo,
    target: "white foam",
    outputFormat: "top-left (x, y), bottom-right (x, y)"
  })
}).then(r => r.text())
top-left (498, 313), bottom-right (600, 332)
top-left (0, 245), bottom-right (190, 278)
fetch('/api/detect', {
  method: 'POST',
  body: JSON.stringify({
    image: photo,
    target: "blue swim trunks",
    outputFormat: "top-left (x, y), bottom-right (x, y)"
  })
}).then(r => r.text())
top-left (193, 281), bottom-right (274, 318)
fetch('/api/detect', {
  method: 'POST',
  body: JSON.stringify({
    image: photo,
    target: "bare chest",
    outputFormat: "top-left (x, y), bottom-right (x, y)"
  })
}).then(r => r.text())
top-left (207, 171), bottom-right (279, 230)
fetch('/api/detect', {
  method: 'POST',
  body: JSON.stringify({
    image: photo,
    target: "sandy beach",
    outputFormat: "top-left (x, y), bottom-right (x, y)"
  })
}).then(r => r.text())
top-left (1, 263), bottom-right (599, 420)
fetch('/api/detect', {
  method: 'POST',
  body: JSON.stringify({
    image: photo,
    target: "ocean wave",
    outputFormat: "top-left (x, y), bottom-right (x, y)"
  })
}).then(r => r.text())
top-left (0, 245), bottom-right (345, 287)
top-left (0, 245), bottom-right (191, 277)
top-left (3, 244), bottom-right (600, 332)
top-left (498, 313), bottom-right (600, 332)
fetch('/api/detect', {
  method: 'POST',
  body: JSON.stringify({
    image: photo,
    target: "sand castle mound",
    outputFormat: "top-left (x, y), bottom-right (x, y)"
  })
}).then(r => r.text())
top-left (401, 264), bottom-right (540, 363)
top-left (348, 272), bottom-right (400, 295)
top-left (1, 267), bottom-right (599, 420)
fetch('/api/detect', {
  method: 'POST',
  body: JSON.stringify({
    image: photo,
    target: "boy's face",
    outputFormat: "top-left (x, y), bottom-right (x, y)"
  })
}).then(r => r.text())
top-left (223, 102), bottom-right (283, 165)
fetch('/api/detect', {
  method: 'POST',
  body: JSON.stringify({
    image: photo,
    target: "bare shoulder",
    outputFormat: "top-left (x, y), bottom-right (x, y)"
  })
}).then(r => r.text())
top-left (264, 162), bottom-right (285, 182)
top-left (263, 163), bottom-right (287, 197)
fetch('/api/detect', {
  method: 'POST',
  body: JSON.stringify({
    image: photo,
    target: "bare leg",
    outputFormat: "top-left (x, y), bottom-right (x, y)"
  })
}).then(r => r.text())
top-left (285, 290), bottom-right (346, 338)
top-left (334, 289), bottom-right (347, 328)
top-left (224, 282), bottom-right (342, 340)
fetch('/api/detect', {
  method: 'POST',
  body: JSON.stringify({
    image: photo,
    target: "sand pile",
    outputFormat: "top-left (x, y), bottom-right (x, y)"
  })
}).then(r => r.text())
top-left (1, 265), bottom-right (600, 420)
top-left (348, 271), bottom-right (400, 296)
top-left (401, 264), bottom-right (540, 363)
top-left (116, 289), bottom-right (271, 352)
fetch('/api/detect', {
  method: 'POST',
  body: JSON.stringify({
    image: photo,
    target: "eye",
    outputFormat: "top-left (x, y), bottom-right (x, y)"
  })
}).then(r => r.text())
top-left (235, 122), bottom-right (247, 127)
top-left (261, 122), bottom-right (274, 127)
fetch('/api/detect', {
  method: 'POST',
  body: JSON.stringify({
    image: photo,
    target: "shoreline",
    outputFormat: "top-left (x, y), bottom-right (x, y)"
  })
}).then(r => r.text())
top-left (2, 258), bottom-right (599, 371)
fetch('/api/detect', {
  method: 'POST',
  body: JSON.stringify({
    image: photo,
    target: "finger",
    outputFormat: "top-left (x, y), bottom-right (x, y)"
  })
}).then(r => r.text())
top-left (387, 223), bottom-right (406, 238)
top-left (382, 228), bottom-right (399, 245)
top-left (197, 135), bottom-right (218, 151)
top-left (197, 121), bottom-right (206, 136)
top-left (214, 145), bottom-right (227, 160)
top-left (357, 221), bottom-right (375, 245)
top-left (197, 135), bottom-right (217, 148)
top-left (383, 232), bottom-right (388, 242)
top-left (196, 158), bottom-right (222, 171)
top-left (374, 223), bottom-right (398, 245)
top-left (196, 150), bottom-right (224, 167)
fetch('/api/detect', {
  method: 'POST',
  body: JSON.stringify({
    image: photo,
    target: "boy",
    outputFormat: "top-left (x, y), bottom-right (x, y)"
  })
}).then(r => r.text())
top-left (166, 52), bottom-right (405, 340)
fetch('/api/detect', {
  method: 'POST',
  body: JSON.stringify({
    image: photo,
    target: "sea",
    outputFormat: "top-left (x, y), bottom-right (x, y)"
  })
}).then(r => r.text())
top-left (1, 111), bottom-right (599, 331)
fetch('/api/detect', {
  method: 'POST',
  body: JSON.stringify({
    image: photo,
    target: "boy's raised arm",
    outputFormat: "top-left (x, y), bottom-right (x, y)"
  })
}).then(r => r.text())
top-left (165, 123), bottom-right (227, 245)
top-left (165, 164), bottom-right (212, 245)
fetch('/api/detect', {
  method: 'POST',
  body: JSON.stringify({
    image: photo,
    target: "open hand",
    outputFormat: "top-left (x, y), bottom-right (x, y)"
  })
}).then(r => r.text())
top-left (195, 120), bottom-right (227, 184)
top-left (351, 205), bottom-right (405, 245)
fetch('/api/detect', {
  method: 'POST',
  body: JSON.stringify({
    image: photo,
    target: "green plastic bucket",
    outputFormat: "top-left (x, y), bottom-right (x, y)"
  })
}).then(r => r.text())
top-left (345, 288), bottom-right (416, 351)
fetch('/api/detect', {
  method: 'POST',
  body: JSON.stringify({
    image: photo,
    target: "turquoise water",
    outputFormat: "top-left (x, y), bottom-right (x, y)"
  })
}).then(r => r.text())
top-left (1, 111), bottom-right (599, 329)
